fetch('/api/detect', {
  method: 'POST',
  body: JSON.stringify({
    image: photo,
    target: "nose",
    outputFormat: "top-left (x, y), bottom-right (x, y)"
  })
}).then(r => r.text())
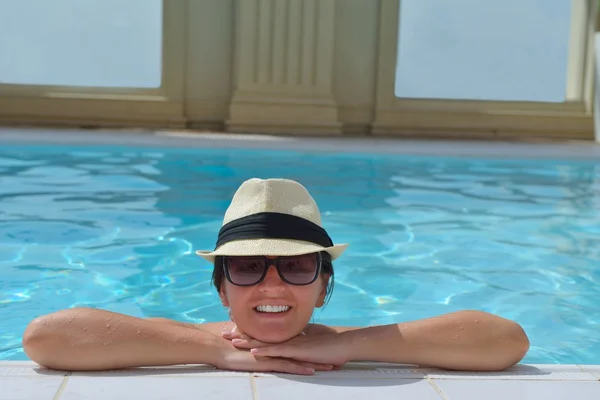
top-left (258, 263), bottom-right (285, 292)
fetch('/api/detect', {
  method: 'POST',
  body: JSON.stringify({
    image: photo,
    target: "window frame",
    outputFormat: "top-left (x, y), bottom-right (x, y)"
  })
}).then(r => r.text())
top-left (373, 0), bottom-right (597, 139)
top-left (0, 0), bottom-right (186, 128)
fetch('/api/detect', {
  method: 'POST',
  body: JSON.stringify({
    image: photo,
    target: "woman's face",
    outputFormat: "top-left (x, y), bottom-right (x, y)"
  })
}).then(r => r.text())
top-left (219, 256), bottom-right (329, 343)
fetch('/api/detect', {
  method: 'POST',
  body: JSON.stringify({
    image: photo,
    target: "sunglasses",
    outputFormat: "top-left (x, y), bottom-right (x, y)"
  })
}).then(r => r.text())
top-left (222, 253), bottom-right (322, 286)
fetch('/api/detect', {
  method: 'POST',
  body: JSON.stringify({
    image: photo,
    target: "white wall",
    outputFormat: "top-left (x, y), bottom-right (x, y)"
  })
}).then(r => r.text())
top-left (182, 0), bottom-right (594, 138)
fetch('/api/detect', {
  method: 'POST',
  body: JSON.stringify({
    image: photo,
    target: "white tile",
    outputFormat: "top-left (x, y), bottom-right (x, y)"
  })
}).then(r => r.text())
top-left (579, 365), bottom-right (600, 379)
top-left (70, 365), bottom-right (249, 378)
top-left (425, 363), bottom-right (597, 381)
top-left (255, 376), bottom-right (443, 400)
top-left (0, 376), bottom-right (65, 400)
top-left (0, 365), bottom-right (67, 377)
top-left (252, 367), bottom-right (425, 379)
top-left (0, 361), bottom-right (39, 368)
top-left (578, 365), bottom-right (600, 371)
top-left (60, 376), bottom-right (253, 400)
top-left (434, 379), bottom-right (600, 400)
top-left (340, 361), bottom-right (419, 369)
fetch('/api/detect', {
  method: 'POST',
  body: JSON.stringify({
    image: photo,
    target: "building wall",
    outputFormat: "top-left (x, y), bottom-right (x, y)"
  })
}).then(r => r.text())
top-left (0, 0), bottom-right (595, 140)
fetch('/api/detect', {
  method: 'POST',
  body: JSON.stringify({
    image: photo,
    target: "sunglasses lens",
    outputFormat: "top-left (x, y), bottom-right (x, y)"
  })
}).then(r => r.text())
top-left (224, 254), bottom-right (320, 285)
top-left (226, 257), bottom-right (266, 285)
top-left (278, 254), bottom-right (319, 284)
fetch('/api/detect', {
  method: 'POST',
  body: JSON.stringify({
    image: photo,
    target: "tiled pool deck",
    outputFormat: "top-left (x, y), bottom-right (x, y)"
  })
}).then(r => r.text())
top-left (2, 361), bottom-right (600, 399)
top-left (1, 126), bottom-right (600, 160)
top-left (2, 127), bottom-right (600, 398)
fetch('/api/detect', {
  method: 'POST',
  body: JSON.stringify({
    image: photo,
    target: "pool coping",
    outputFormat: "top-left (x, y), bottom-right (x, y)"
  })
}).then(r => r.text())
top-left (1, 126), bottom-right (600, 161)
top-left (1, 361), bottom-right (599, 399)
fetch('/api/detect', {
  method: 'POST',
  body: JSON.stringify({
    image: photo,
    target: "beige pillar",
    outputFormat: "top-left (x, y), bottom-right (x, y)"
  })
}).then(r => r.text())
top-left (226, 0), bottom-right (341, 135)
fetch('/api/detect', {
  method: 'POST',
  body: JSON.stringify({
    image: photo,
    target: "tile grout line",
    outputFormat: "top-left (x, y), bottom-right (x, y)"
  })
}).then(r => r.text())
top-left (250, 374), bottom-right (259, 400)
top-left (52, 372), bottom-right (71, 400)
top-left (426, 377), bottom-right (449, 400)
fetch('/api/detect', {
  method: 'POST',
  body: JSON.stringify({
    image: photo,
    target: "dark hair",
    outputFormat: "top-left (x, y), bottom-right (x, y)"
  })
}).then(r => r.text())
top-left (212, 252), bottom-right (335, 305)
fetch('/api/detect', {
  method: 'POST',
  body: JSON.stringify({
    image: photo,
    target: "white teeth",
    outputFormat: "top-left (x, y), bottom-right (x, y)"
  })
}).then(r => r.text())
top-left (256, 305), bottom-right (290, 313)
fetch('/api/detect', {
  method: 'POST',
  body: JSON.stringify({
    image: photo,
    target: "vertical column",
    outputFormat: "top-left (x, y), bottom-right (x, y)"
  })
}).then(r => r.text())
top-left (594, 33), bottom-right (600, 143)
top-left (227, 0), bottom-right (341, 135)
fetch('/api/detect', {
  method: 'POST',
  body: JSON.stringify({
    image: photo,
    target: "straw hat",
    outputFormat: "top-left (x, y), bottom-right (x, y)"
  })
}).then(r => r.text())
top-left (195, 178), bottom-right (348, 262)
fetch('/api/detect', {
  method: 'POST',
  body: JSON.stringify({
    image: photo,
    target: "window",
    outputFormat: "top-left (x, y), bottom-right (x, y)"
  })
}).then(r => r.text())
top-left (394, 0), bottom-right (572, 102)
top-left (0, 0), bottom-right (162, 88)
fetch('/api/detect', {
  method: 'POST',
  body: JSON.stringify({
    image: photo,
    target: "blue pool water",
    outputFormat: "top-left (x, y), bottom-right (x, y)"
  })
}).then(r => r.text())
top-left (1, 142), bottom-right (599, 364)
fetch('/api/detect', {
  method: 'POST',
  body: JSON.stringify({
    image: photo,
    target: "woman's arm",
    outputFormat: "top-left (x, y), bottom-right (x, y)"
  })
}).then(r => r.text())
top-left (23, 308), bottom-right (332, 374)
top-left (233, 310), bottom-right (530, 371)
top-left (342, 310), bottom-right (530, 371)
top-left (22, 308), bottom-right (223, 371)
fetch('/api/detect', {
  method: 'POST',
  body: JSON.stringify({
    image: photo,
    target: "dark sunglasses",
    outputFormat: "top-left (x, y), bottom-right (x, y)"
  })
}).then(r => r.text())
top-left (222, 253), bottom-right (322, 286)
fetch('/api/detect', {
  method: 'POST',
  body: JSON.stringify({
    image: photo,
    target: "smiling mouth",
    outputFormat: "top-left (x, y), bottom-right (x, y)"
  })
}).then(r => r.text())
top-left (254, 305), bottom-right (291, 313)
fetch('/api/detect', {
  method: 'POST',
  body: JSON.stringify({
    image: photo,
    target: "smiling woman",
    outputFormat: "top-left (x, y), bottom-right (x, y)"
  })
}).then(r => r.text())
top-left (22, 178), bottom-right (530, 374)
top-left (212, 252), bottom-right (334, 344)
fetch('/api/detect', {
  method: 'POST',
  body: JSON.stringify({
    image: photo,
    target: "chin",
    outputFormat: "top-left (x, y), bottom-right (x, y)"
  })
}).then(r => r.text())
top-left (244, 324), bottom-right (300, 343)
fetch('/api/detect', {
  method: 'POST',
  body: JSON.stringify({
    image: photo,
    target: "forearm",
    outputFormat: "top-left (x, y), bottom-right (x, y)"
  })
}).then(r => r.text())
top-left (344, 310), bottom-right (530, 371)
top-left (23, 308), bottom-right (220, 371)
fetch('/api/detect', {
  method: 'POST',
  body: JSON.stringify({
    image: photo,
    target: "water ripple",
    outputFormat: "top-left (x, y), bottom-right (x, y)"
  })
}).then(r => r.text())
top-left (1, 146), bottom-right (599, 365)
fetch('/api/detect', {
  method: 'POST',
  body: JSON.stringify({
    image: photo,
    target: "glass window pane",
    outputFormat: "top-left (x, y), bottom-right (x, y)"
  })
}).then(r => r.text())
top-left (394, 0), bottom-right (571, 102)
top-left (0, 0), bottom-right (162, 88)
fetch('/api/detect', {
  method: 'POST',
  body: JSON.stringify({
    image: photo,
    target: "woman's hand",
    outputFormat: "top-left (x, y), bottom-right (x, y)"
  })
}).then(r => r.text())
top-left (222, 330), bottom-right (351, 368)
top-left (213, 337), bottom-right (336, 375)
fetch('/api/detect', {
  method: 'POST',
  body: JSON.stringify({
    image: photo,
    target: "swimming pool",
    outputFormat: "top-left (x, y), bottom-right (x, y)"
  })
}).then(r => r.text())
top-left (1, 135), bottom-right (599, 365)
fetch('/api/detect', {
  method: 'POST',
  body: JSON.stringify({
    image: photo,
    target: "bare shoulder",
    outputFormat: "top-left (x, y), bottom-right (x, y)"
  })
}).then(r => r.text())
top-left (305, 323), bottom-right (361, 335)
top-left (199, 321), bottom-right (236, 334)
top-left (146, 317), bottom-right (360, 336)
top-left (145, 317), bottom-right (233, 335)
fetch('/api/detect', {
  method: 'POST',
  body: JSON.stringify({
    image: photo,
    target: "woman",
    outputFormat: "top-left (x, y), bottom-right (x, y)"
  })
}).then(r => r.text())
top-left (22, 178), bottom-right (530, 374)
